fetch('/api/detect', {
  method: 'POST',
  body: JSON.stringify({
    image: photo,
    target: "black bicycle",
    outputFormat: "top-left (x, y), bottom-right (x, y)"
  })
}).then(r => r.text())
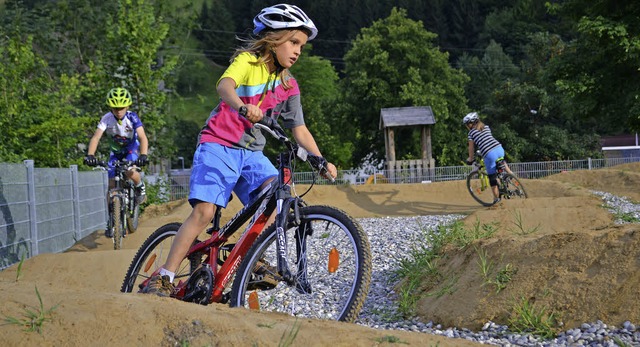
top-left (93, 159), bottom-right (144, 249)
top-left (121, 113), bottom-right (372, 322)
top-left (467, 151), bottom-right (527, 206)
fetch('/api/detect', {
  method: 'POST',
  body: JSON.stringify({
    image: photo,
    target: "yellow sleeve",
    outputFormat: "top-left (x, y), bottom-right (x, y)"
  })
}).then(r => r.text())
top-left (217, 52), bottom-right (253, 88)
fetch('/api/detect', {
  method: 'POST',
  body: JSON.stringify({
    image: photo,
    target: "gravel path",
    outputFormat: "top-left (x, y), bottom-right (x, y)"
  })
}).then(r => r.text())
top-left (353, 191), bottom-right (640, 346)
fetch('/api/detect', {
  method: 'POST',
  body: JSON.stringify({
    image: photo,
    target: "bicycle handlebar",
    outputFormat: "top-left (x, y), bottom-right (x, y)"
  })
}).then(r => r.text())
top-left (239, 107), bottom-right (333, 181)
top-left (90, 159), bottom-right (142, 173)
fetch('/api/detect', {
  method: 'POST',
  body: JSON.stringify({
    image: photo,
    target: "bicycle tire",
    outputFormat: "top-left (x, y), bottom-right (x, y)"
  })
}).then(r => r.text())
top-left (501, 173), bottom-right (528, 200)
top-left (229, 205), bottom-right (372, 322)
top-left (467, 171), bottom-right (495, 206)
top-left (112, 197), bottom-right (124, 250)
top-left (121, 222), bottom-right (194, 293)
top-left (126, 201), bottom-right (140, 234)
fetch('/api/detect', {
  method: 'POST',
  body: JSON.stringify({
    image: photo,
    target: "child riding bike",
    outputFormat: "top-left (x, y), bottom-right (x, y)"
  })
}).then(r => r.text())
top-left (143, 4), bottom-right (337, 296)
top-left (84, 87), bottom-right (149, 237)
top-left (463, 112), bottom-right (513, 204)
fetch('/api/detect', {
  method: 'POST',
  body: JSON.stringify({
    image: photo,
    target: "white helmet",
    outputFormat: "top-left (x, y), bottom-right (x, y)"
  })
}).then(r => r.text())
top-left (463, 112), bottom-right (479, 125)
top-left (253, 4), bottom-right (318, 40)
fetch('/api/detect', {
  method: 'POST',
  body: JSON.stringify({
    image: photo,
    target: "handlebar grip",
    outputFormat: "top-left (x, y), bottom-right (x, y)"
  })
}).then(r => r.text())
top-left (239, 106), bottom-right (278, 129)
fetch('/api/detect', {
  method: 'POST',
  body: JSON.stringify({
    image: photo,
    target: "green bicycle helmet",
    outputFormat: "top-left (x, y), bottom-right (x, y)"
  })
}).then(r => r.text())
top-left (106, 87), bottom-right (133, 108)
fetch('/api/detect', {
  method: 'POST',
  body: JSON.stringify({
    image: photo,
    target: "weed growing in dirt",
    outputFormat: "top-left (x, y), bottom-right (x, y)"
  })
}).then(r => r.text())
top-left (493, 264), bottom-right (517, 293)
top-left (476, 247), bottom-right (517, 293)
top-left (509, 210), bottom-right (541, 235)
top-left (4, 286), bottom-right (59, 333)
top-left (278, 319), bottom-right (301, 347)
top-left (15, 253), bottom-right (25, 282)
top-left (375, 335), bottom-right (408, 344)
top-left (475, 246), bottom-right (494, 280)
top-left (508, 296), bottom-right (557, 339)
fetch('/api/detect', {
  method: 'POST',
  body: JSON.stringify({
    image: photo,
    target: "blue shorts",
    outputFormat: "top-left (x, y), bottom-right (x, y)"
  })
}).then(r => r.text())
top-left (108, 142), bottom-right (140, 178)
top-left (188, 142), bottom-right (277, 207)
top-left (484, 146), bottom-right (505, 175)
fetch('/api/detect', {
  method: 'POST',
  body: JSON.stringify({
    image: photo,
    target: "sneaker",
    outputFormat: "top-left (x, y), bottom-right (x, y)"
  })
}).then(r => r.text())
top-left (135, 184), bottom-right (147, 204)
top-left (143, 275), bottom-right (175, 297)
top-left (105, 227), bottom-right (113, 238)
top-left (493, 197), bottom-right (501, 204)
top-left (247, 260), bottom-right (279, 291)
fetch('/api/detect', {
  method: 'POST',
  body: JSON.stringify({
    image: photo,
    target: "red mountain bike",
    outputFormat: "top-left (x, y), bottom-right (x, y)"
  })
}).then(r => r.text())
top-left (121, 115), bottom-right (372, 322)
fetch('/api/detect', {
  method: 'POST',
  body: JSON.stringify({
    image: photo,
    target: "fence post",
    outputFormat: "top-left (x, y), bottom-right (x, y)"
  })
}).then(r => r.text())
top-left (70, 165), bottom-right (81, 241)
top-left (24, 160), bottom-right (39, 257)
top-left (588, 157), bottom-right (592, 170)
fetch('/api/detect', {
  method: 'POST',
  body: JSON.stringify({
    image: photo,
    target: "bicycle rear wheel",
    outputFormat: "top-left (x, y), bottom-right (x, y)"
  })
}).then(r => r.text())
top-left (121, 222), bottom-right (197, 293)
top-left (112, 197), bottom-right (124, 250)
top-left (501, 173), bottom-right (528, 200)
top-left (230, 205), bottom-right (372, 322)
top-left (467, 171), bottom-right (495, 206)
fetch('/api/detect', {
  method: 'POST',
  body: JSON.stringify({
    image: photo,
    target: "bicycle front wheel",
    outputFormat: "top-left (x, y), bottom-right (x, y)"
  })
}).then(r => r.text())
top-left (230, 205), bottom-right (372, 322)
top-left (467, 171), bottom-right (495, 206)
top-left (126, 200), bottom-right (140, 234)
top-left (112, 197), bottom-right (124, 250)
top-left (501, 173), bottom-right (528, 200)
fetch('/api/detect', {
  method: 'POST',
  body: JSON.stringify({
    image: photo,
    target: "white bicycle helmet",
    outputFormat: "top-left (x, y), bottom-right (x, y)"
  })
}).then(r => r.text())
top-left (463, 112), bottom-right (479, 125)
top-left (253, 4), bottom-right (318, 40)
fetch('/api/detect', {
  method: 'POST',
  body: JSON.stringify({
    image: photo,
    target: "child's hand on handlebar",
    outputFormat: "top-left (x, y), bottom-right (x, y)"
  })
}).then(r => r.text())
top-left (324, 162), bottom-right (338, 180)
top-left (239, 104), bottom-right (263, 124)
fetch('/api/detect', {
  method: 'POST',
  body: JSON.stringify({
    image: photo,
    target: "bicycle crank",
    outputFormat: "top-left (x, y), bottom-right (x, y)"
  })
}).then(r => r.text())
top-left (183, 265), bottom-right (214, 305)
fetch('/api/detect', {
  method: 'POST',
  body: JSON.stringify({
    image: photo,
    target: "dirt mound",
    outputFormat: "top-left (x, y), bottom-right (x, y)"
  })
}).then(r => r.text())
top-left (415, 164), bottom-right (640, 331)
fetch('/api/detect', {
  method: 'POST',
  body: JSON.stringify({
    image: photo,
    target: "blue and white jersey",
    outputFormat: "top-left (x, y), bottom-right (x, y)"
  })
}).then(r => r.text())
top-left (96, 111), bottom-right (144, 154)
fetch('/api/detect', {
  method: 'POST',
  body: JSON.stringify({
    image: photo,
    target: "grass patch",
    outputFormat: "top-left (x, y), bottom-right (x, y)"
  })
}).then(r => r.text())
top-left (4, 286), bottom-right (59, 333)
top-left (444, 220), bottom-right (498, 249)
top-left (508, 296), bottom-right (557, 339)
top-left (394, 220), bottom-right (498, 317)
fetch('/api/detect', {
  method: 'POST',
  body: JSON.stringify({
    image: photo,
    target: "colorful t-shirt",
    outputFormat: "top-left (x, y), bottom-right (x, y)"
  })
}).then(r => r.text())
top-left (198, 52), bottom-right (305, 151)
top-left (96, 111), bottom-right (143, 155)
top-left (468, 125), bottom-right (501, 157)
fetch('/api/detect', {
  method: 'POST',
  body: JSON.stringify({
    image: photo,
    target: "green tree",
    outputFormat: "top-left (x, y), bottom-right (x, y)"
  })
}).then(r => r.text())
top-left (97, 0), bottom-right (179, 164)
top-left (341, 7), bottom-right (469, 167)
top-left (457, 40), bottom-right (520, 110)
top-left (0, 34), bottom-right (90, 167)
top-left (548, 0), bottom-right (640, 132)
top-left (290, 51), bottom-right (351, 168)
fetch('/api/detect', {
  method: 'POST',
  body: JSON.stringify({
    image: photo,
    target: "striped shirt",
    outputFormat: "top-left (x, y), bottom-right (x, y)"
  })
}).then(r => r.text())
top-left (198, 52), bottom-right (305, 151)
top-left (468, 125), bottom-right (501, 157)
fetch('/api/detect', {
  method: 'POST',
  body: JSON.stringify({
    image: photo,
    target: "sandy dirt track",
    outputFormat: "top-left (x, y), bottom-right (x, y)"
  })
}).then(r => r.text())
top-left (1, 163), bottom-right (639, 346)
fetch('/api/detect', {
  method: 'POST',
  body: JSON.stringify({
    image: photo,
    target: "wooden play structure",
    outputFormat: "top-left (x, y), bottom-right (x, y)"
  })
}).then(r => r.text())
top-left (379, 106), bottom-right (436, 183)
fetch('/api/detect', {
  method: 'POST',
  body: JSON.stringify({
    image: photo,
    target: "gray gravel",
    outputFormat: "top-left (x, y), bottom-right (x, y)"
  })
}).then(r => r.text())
top-left (353, 191), bottom-right (640, 346)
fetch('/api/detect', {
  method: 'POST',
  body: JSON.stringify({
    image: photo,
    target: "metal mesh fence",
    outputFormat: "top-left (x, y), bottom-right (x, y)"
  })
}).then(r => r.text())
top-left (0, 161), bottom-right (107, 270)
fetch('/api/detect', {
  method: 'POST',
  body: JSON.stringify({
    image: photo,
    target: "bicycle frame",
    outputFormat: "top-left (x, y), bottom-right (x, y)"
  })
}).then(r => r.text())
top-left (471, 155), bottom-right (491, 192)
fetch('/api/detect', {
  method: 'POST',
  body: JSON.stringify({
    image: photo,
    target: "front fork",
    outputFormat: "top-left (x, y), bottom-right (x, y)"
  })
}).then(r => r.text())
top-left (107, 190), bottom-right (127, 235)
top-left (274, 196), bottom-right (311, 293)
